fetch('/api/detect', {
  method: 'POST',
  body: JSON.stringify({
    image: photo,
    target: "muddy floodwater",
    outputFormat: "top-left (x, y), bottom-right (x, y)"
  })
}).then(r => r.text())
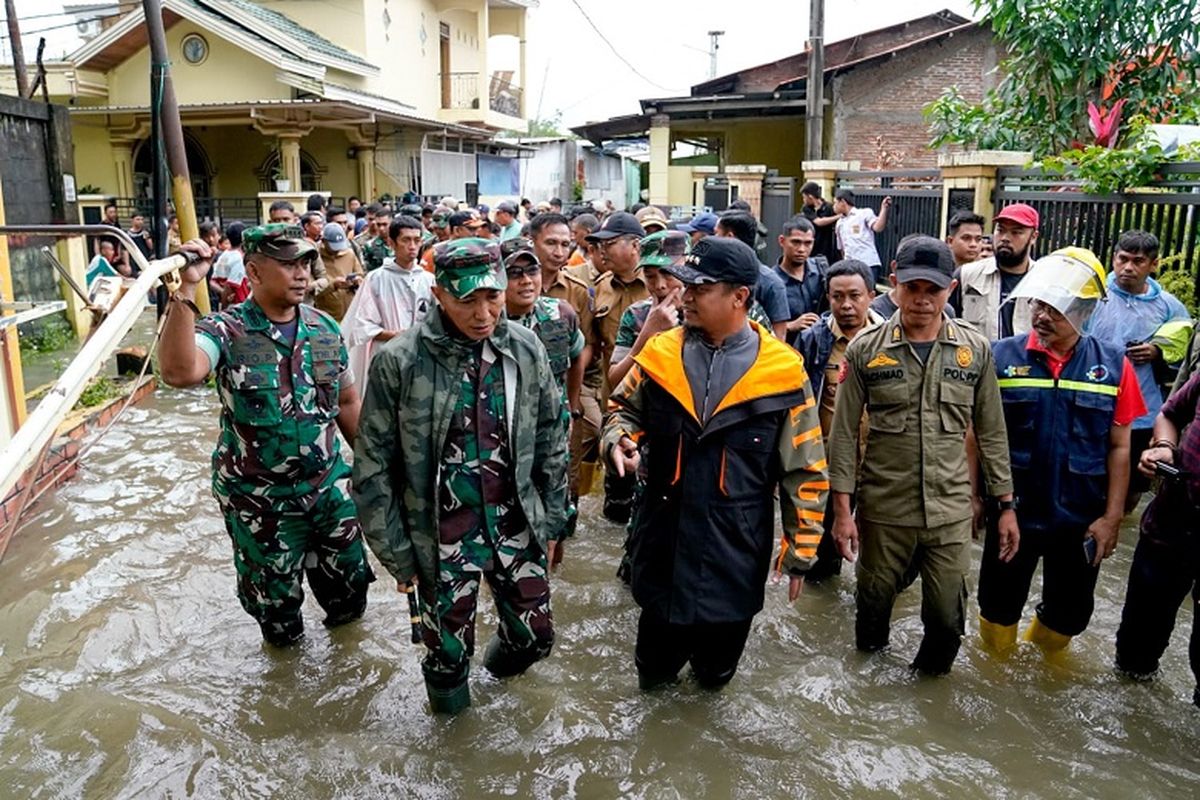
top-left (2, 375), bottom-right (1199, 798)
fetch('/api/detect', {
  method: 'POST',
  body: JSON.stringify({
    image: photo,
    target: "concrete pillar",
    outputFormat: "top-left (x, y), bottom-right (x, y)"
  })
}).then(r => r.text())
top-left (278, 134), bottom-right (303, 190)
top-left (0, 180), bottom-right (27, 441)
top-left (356, 146), bottom-right (377, 203)
top-left (648, 114), bottom-right (670, 206)
top-left (800, 159), bottom-right (860, 202)
top-left (517, 11), bottom-right (527, 118)
top-left (937, 150), bottom-right (1032, 237)
top-left (57, 236), bottom-right (89, 340)
top-left (476, 1), bottom-right (489, 115)
top-left (110, 140), bottom-right (136, 199)
top-left (725, 164), bottom-right (768, 219)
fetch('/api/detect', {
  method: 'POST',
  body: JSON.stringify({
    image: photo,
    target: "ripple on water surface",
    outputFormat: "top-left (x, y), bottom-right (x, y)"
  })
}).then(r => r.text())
top-left (0, 386), bottom-right (1198, 798)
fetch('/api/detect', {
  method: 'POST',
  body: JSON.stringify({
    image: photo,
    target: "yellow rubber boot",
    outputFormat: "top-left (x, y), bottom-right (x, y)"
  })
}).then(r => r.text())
top-left (978, 616), bottom-right (1018, 655)
top-left (578, 460), bottom-right (599, 496)
top-left (1023, 616), bottom-right (1073, 654)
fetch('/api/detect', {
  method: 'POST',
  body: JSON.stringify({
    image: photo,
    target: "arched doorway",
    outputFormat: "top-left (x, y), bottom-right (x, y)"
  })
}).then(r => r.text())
top-left (256, 149), bottom-right (324, 192)
top-left (132, 132), bottom-right (213, 205)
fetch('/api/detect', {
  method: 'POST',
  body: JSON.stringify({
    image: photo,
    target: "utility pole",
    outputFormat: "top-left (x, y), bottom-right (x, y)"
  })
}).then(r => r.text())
top-left (143, 0), bottom-right (210, 313)
top-left (805, 0), bottom-right (825, 161)
top-left (4, 0), bottom-right (29, 98)
top-left (707, 30), bottom-right (724, 79)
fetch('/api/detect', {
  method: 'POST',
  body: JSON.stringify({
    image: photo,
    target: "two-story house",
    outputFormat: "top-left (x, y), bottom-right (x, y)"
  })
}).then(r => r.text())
top-left (2, 0), bottom-right (534, 221)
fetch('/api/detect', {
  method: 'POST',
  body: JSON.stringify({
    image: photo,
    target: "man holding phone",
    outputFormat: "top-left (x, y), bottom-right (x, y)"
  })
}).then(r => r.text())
top-left (980, 249), bottom-right (1145, 656)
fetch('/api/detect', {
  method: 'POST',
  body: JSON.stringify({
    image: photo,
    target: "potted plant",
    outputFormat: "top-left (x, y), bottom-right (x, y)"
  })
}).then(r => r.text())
top-left (272, 163), bottom-right (291, 193)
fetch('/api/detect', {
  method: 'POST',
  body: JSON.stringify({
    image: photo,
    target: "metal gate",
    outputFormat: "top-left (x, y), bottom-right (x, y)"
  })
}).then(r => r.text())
top-left (835, 169), bottom-right (944, 264)
top-left (760, 176), bottom-right (796, 266)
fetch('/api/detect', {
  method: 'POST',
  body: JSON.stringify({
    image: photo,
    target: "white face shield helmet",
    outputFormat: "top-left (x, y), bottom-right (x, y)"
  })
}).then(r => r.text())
top-left (1006, 247), bottom-right (1108, 334)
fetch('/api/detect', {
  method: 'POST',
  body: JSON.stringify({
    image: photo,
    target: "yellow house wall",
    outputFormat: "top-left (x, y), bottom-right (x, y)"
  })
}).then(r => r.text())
top-left (258, 0), bottom-right (368, 56)
top-left (667, 166), bottom-right (696, 206)
top-left (672, 118), bottom-right (806, 178)
top-left (107, 20), bottom-right (290, 107)
top-left (71, 119), bottom-right (118, 195)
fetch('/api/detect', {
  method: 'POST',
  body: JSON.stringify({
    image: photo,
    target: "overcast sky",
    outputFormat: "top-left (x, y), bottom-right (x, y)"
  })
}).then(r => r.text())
top-left (7, 0), bottom-right (979, 128)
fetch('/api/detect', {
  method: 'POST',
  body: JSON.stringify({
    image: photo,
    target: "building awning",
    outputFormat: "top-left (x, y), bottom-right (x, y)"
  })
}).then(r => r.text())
top-left (68, 97), bottom-right (495, 139)
top-left (571, 90), bottom-right (807, 144)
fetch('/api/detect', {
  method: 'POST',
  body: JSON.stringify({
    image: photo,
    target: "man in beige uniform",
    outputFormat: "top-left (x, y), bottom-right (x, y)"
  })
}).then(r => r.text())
top-left (587, 212), bottom-right (648, 521)
top-left (829, 236), bottom-right (1019, 675)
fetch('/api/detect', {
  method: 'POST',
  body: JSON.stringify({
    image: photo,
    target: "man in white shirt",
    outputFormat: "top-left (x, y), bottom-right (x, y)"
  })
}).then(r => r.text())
top-left (341, 215), bottom-right (436, 394)
top-left (834, 189), bottom-right (890, 287)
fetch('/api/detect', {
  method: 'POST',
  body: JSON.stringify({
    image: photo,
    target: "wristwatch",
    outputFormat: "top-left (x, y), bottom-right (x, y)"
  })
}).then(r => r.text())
top-left (996, 499), bottom-right (1017, 512)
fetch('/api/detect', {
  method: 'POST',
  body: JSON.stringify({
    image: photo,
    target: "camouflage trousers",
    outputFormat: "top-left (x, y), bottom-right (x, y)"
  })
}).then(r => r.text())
top-left (219, 474), bottom-right (375, 644)
top-left (420, 537), bottom-right (554, 685)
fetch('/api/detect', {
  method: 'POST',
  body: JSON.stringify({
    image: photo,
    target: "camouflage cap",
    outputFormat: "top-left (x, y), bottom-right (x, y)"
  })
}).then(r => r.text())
top-left (433, 237), bottom-right (507, 298)
top-left (242, 223), bottom-right (317, 262)
top-left (399, 203), bottom-right (424, 217)
top-left (499, 236), bottom-right (534, 263)
top-left (639, 229), bottom-right (690, 268)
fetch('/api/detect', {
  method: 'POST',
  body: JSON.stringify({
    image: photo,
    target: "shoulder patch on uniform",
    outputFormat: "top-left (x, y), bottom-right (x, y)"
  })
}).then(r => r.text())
top-left (890, 325), bottom-right (902, 343)
top-left (867, 352), bottom-right (901, 368)
top-left (838, 360), bottom-right (850, 383)
top-left (955, 345), bottom-right (974, 368)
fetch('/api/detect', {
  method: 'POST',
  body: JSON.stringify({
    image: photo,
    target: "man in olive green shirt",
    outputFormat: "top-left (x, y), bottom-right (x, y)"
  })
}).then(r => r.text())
top-left (828, 236), bottom-right (1019, 675)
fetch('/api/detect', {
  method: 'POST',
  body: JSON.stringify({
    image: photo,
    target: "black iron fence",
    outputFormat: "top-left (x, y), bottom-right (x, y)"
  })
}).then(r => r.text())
top-left (835, 169), bottom-right (944, 264)
top-left (994, 164), bottom-right (1200, 285)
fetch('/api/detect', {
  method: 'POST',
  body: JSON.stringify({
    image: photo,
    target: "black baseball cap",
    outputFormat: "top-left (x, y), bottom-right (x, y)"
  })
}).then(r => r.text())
top-left (894, 235), bottom-right (956, 289)
top-left (449, 210), bottom-right (486, 229)
top-left (585, 211), bottom-right (645, 242)
top-left (661, 236), bottom-right (758, 287)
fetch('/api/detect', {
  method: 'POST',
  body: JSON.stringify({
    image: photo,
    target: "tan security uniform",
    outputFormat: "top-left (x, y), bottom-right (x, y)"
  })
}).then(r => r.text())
top-left (828, 313), bottom-right (1013, 673)
top-left (543, 266), bottom-right (596, 496)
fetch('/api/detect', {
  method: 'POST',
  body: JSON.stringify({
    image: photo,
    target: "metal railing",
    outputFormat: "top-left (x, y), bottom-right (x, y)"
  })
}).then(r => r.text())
top-left (82, 196), bottom-right (263, 228)
top-left (994, 163), bottom-right (1200, 281)
top-left (836, 169), bottom-right (944, 264)
top-left (441, 72), bottom-right (523, 118)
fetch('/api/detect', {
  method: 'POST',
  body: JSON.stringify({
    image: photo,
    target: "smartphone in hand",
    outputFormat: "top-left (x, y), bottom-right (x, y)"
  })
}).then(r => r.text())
top-left (1083, 536), bottom-right (1098, 565)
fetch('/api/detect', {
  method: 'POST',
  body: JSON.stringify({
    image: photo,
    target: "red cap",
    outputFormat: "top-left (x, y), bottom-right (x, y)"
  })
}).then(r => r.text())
top-left (994, 203), bottom-right (1039, 229)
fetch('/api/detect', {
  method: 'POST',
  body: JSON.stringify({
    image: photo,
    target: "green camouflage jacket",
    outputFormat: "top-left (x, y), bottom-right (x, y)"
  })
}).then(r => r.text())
top-left (360, 235), bottom-right (394, 272)
top-left (352, 308), bottom-right (569, 584)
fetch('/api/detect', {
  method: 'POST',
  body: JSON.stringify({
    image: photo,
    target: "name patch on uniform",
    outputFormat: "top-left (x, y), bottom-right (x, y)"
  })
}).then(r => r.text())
top-left (865, 368), bottom-right (905, 383)
top-left (867, 352), bottom-right (900, 369)
top-left (942, 367), bottom-right (979, 382)
top-left (1003, 364), bottom-right (1032, 377)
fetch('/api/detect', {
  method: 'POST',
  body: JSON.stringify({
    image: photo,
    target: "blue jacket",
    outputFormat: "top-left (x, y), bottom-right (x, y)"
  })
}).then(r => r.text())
top-left (797, 313), bottom-right (836, 399)
top-left (993, 333), bottom-right (1124, 531)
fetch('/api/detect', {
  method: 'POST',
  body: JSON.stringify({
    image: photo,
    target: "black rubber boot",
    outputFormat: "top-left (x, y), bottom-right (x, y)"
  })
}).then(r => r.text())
top-left (322, 599), bottom-right (367, 629)
top-left (260, 619), bottom-right (305, 648)
top-left (482, 637), bottom-right (540, 678)
top-left (425, 677), bottom-right (471, 714)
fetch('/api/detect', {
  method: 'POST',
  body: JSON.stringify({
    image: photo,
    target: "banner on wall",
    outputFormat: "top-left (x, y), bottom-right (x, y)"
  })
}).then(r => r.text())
top-left (477, 154), bottom-right (519, 196)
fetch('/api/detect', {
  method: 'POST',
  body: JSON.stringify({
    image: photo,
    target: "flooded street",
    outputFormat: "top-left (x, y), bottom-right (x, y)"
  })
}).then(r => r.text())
top-left (1, 379), bottom-right (1198, 798)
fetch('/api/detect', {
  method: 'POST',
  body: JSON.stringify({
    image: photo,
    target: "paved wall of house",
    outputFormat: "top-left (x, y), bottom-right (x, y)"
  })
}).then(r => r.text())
top-left (831, 26), bottom-right (1000, 168)
top-left (0, 94), bottom-right (76, 301)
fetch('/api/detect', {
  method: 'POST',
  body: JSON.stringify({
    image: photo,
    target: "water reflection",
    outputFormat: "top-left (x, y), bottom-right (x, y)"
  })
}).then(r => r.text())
top-left (0, 387), bottom-right (1197, 798)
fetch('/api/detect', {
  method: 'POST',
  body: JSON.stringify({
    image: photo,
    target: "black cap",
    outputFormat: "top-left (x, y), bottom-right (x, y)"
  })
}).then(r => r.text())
top-left (496, 200), bottom-right (519, 214)
top-left (449, 210), bottom-right (485, 229)
top-left (662, 236), bottom-right (758, 287)
top-left (894, 235), bottom-right (956, 289)
top-left (585, 211), bottom-right (645, 242)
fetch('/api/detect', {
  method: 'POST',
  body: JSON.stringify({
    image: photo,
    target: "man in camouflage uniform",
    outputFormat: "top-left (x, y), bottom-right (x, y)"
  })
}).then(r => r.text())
top-left (360, 207), bottom-right (394, 272)
top-left (353, 238), bottom-right (568, 714)
top-left (159, 225), bottom-right (374, 647)
top-left (502, 238), bottom-right (586, 565)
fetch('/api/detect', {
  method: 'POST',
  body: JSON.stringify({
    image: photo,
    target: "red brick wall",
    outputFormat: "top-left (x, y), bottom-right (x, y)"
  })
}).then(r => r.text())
top-left (831, 27), bottom-right (1000, 167)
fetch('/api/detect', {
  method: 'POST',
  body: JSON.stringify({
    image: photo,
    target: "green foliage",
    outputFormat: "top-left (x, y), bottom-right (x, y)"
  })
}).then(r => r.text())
top-left (1038, 116), bottom-right (1200, 193)
top-left (75, 375), bottom-right (120, 409)
top-left (527, 111), bottom-right (568, 138)
top-left (18, 316), bottom-right (74, 356)
top-left (571, 180), bottom-right (585, 202)
top-left (77, 184), bottom-right (102, 195)
top-left (1157, 264), bottom-right (1199, 316)
top-left (925, 0), bottom-right (1200, 157)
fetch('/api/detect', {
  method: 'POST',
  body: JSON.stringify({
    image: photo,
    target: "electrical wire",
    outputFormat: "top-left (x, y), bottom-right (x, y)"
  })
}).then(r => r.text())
top-left (566, 0), bottom-right (686, 94)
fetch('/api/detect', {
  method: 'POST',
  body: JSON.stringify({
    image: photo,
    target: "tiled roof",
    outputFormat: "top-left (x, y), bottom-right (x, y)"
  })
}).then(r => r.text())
top-left (197, 0), bottom-right (374, 70)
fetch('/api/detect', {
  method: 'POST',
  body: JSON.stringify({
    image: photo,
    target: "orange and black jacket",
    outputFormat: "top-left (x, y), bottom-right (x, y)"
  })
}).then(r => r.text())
top-left (602, 322), bottom-right (829, 624)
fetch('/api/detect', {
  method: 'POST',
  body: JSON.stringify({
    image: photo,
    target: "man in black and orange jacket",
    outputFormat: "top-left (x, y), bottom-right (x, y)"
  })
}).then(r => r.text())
top-left (602, 236), bottom-right (829, 691)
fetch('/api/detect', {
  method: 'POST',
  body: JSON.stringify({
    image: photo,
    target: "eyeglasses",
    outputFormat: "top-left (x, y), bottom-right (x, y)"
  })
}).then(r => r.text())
top-left (505, 264), bottom-right (540, 280)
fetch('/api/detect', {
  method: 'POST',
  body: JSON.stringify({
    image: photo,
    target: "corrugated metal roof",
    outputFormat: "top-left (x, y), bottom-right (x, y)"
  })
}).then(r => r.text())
top-left (197, 0), bottom-right (374, 70)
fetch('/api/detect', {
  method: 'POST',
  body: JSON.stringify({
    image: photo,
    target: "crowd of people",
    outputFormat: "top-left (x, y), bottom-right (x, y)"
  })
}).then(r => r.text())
top-left (149, 182), bottom-right (1200, 714)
